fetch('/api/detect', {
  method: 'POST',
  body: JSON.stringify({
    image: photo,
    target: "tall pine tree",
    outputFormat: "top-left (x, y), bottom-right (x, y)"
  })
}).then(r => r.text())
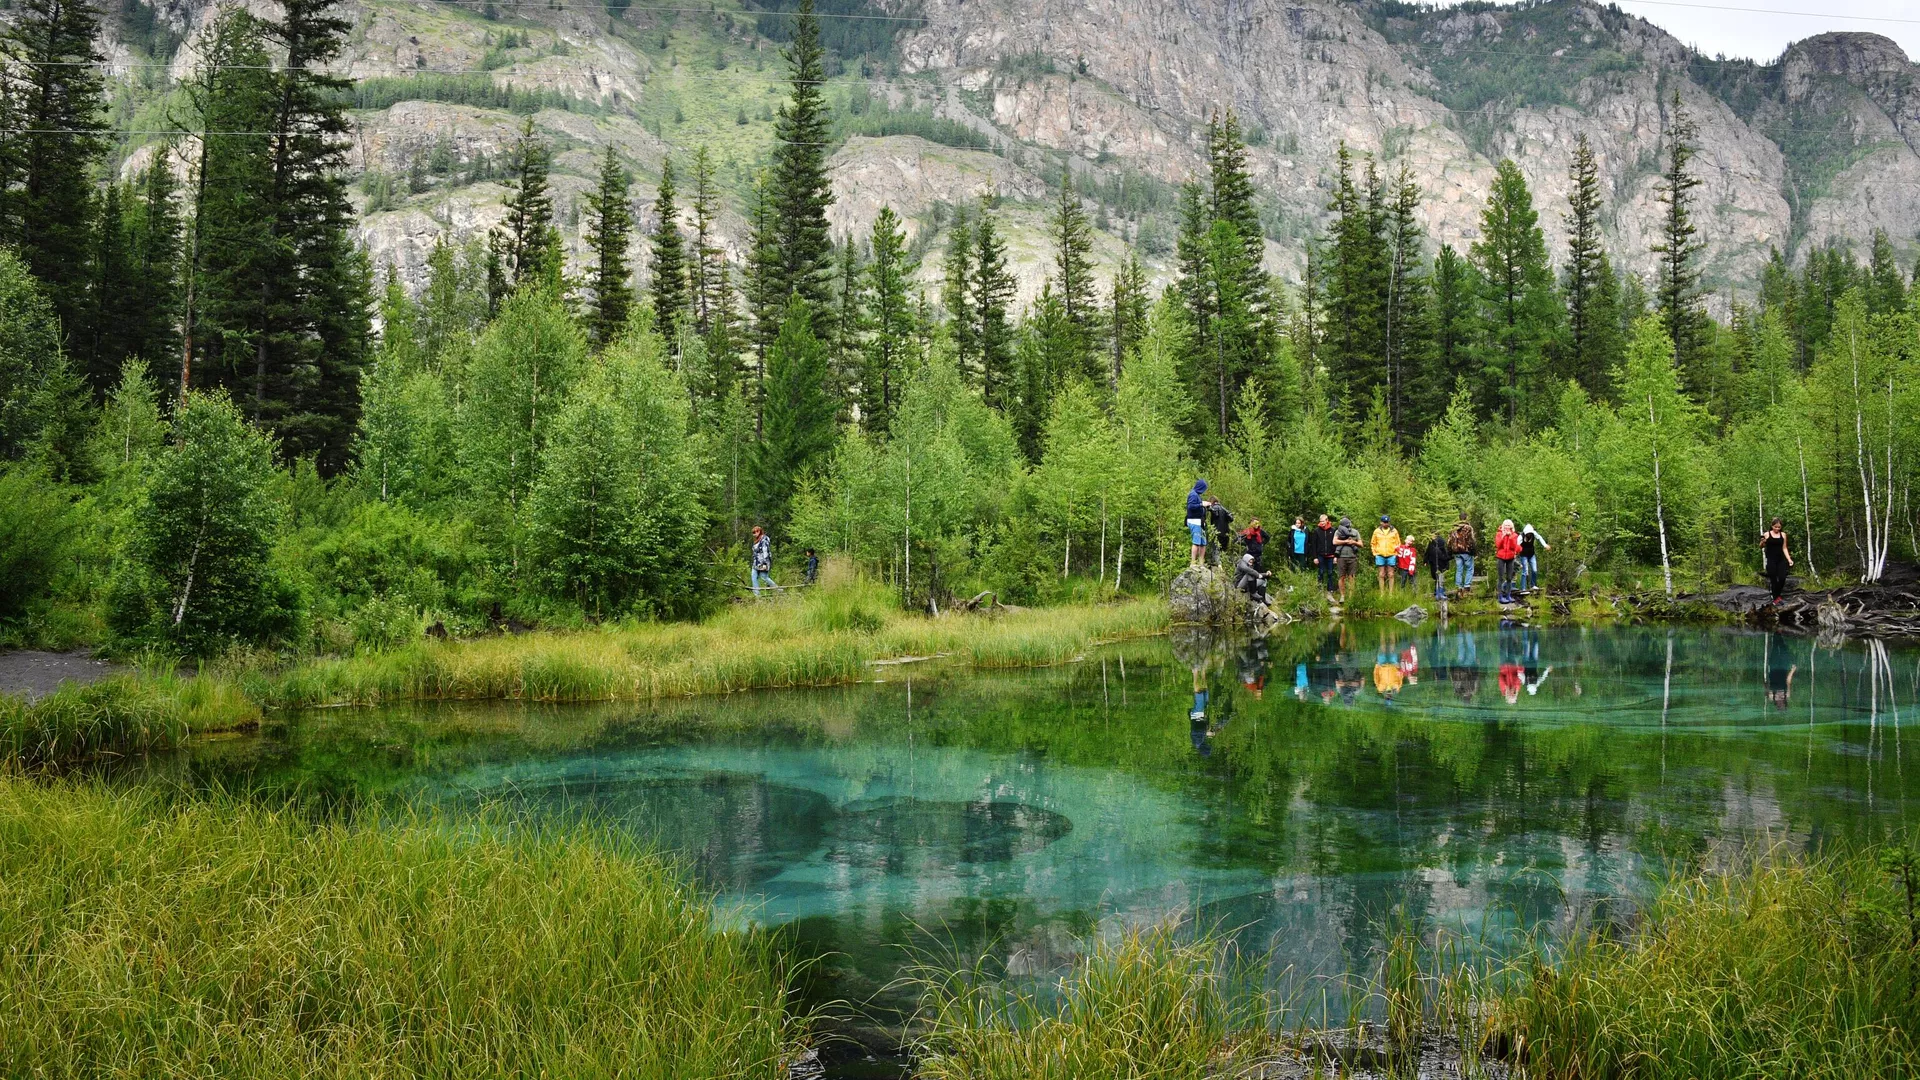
top-left (649, 156), bottom-right (689, 333)
top-left (764, 0), bottom-right (834, 331)
top-left (1470, 159), bottom-right (1558, 427)
top-left (1050, 169), bottom-right (1099, 382)
top-left (690, 144), bottom-right (722, 333)
top-left (1108, 254), bottom-right (1148, 393)
top-left (0, 0), bottom-right (108, 339)
top-left (971, 211), bottom-right (1017, 411)
top-left (1320, 143), bottom-right (1388, 423)
top-left (584, 145), bottom-right (634, 346)
top-left (861, 206), bottom-right (917, 435)
top-left (502, 118), bottom-right (558, 288)
top-left (1653, 92), bottom-right (1706, 384)
top-left (1563, 133), bottom-right (1609, 396)
top-left (754, 296), bottom-right (836, 527)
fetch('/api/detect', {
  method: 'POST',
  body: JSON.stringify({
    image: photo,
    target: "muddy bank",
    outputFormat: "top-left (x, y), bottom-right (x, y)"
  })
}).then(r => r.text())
top-left (0, 650), bottom-right (122, 701)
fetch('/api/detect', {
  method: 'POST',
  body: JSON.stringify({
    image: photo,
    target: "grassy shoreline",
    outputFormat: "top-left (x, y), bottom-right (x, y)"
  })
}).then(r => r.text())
top-left (1, 589), bottom-right (1170, 765)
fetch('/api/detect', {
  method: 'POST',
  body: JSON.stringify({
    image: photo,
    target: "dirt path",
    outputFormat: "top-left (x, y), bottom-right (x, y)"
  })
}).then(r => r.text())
top-left (0, 650), bottom-right (123, 702)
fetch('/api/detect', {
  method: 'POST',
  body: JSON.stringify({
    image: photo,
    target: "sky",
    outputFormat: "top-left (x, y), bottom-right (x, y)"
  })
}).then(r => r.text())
top-left (1600, 0), bottom-right (1920, 62)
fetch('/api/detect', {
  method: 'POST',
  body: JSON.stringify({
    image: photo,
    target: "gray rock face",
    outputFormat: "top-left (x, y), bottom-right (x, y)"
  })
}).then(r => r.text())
top-left (1169, 567), bottom-right (1239, 625)
top-left (92, 0), bottom-right (1920, 300)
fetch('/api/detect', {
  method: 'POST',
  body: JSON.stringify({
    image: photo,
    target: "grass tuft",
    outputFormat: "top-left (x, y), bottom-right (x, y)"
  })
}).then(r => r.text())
top-left (0, 778), bottom-right (804, 1078)
top-left (1487, 844), bottom-right (1920, 1079)
top-left (0, 672), bottom-right (256, 765)
top-left (911, 923), bottom-right (1265, 1080)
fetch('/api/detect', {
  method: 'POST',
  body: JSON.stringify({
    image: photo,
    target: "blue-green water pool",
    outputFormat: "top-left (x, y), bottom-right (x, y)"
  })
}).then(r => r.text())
top-left (154, 622), bottom-right (1918, 1056)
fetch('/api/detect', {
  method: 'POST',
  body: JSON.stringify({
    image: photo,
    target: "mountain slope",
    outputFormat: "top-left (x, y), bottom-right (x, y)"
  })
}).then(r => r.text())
top-left (83, 0), bottom-right (1920, 302)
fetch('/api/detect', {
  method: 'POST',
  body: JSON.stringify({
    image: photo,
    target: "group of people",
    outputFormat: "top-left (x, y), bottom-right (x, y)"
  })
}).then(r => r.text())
top-left (1185, 480), bottom-right (1555, 607)
top-left (745, 526), bottom-right (819, 598)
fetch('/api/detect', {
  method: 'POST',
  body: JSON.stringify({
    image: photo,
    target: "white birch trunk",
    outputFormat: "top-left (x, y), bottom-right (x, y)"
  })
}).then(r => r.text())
top-left (1649, 395), bottom-right (1673, 597)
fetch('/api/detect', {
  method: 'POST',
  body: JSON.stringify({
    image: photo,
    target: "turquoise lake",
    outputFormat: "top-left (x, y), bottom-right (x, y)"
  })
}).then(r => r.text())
top-left (149, 622), bottom-right (1919, 1065)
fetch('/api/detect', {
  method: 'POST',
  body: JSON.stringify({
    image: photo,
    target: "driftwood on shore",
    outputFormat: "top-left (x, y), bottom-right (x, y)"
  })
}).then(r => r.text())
top-left (1703, 577), bottom-right (1920, 638)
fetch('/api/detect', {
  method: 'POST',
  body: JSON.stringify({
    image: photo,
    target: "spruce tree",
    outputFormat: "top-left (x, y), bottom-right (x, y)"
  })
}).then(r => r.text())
top-left (972, 212), bottom-right (1017, 411)
top-left (0, 0), bottom-right (108, 338)
top-left (1431, 244), bottom-right (1477, 406)
top-left (1563, 133), bottom-right (1608, 395)
top-left (1471, 159), bottom-right (1558, 426)
top-left (1108, 254), bottom-right (1148, 392)
top-left (584, 145), bottom-right (634, 346)
top-left (862, 207), bottom-right (917, 435)
top-left (689, 144), bottom-right (721, 333)
top-left (648, 156), bottom-right (688, 334)
top-left (81, 183), bottom-right (136, 391)
top-left (127, 156), bottom-right (184, 379)
top-left (1321, 144), bottom-right (1389, 421)
top-left (743, 174), bottom-right (783, 415)
top-left (940, 214), bottom-right (976, 373)
top-left (1867, 228), bottom-right (1906, 316)
top-left (503, 118), bottom-right (557, 288)
top-left (1653, 92), bottom-right (1706, 381)
top-left (1383, 164), bottom-right (1433, 437)
top-left (1051, 169), bottom-right (1098, 380)
top-left (754, 296), bottom-right (836, 526)
top-left (830, 240), bottom-right (864, 414)
top-left (766, 0), bottom-right (834, 329)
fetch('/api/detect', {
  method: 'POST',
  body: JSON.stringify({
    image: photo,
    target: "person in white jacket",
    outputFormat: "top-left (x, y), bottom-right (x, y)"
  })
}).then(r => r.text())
top-left (750, 526), bottom-right (776, 598)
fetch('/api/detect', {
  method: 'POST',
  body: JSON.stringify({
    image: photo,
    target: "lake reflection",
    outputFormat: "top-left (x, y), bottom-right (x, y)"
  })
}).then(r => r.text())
top-left (152, 623), bottom-right (1918, 1026)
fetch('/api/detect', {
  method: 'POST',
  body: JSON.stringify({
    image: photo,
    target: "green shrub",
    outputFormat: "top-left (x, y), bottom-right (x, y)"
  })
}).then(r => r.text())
top-left (304, 500), bottom-right (487, 616)
top-left (107, 392), bottom-right (302, 653)
top-left (0, 466), bottom-right (79, 623)
top-left (799, 577), bottom-right (890, 633)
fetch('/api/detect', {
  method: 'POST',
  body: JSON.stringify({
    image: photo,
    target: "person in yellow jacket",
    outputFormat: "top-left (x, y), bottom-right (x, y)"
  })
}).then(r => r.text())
top-left (1371, 515), bottom-right (1402, 593)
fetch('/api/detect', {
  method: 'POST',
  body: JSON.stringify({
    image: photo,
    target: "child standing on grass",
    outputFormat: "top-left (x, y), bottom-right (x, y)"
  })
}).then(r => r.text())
top-left (1395, 536), bottom-right (1417, 589)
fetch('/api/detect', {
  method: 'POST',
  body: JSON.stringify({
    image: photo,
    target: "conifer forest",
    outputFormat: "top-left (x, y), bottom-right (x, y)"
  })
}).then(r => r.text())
top-left (3, 0), bottom-right (1920, 653)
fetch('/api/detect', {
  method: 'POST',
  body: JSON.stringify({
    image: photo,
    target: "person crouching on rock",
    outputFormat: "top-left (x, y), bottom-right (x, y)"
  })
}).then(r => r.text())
top-left (1186, 479), bottom-right (1210, 568)
top-left (1233, 551), bottom-right (1270, 607)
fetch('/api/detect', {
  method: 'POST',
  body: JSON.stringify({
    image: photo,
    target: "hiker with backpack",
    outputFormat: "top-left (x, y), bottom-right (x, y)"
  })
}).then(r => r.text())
top-left (1426, 531), bottom-right (1451, 601)
top-left (1209, 499), bottom-right (1236, 567)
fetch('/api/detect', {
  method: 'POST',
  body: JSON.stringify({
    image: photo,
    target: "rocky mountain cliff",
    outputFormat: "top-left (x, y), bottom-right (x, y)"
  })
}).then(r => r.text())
top-left (86, 0), bottom-right (1920, 303)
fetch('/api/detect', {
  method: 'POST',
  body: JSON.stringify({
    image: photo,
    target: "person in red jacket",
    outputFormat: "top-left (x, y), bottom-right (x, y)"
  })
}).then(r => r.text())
top-left (1493, 519), bottom-right (1521, 603)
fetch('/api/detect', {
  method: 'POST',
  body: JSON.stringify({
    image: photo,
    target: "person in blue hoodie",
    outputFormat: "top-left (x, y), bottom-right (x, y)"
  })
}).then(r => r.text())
top-left (1185, 479), bottom-right (1209, 568)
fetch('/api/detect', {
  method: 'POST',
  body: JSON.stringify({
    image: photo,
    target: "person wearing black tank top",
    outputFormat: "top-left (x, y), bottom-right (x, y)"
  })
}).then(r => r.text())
top-left (1761, 518), bottom-right (1793, 602)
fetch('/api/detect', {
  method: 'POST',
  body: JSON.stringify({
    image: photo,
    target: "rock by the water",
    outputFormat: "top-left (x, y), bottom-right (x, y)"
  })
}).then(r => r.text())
top-left (1394, 605), bottom-right (1427, 625)
top-left (1169, 567), bottom-right (1239, 625)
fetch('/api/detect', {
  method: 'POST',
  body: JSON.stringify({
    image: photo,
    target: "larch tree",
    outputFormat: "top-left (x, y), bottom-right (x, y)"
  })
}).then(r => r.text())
top-left (765, 0), bottom-right (834, 331)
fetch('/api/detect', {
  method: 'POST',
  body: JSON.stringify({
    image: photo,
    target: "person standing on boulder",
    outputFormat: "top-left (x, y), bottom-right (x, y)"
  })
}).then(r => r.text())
top-left (1761, 517), bottom-right (1794, 603)
top-left (1208, 498), bottom-right (1236, 567)
top-left (1185, 480), bottom-right (1209, 568)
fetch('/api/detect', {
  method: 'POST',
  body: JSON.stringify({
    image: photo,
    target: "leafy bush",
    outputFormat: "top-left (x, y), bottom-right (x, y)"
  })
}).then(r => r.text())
top-left (107, 392), bottom-right (302, 654)
top-left (0, 467), bottom-right (79, 624)
top-left (304, 500), bottom-right (487, 616)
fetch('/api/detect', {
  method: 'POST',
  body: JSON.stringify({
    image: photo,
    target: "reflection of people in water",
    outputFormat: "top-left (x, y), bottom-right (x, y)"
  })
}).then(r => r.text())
top-left (1189, 667), bottom-right (1212, 755)
top-left (1373, 652), bottom-right (1405, 700)
top-left (1765, 635), bottom-right (1797, 710)
top-left (1238, 637), bottom-right (1270, 698)
top-left (1497, 620), bottom-right (1524, 704)
top-left (1521, 626), bottom-right (1552, 695)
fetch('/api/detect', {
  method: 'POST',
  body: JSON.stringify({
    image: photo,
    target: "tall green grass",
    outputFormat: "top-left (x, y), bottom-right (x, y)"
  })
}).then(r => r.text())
top-left (0, 778), bottom-right (803, 1078)
top-left (1488, 844), bottom-right (1920, 1079)
top-left (912, 923), bottom-right (1268, 1080)
top-left (0, 672), bottom-right (256, 764)
top-left (252, 589), bottom-right (1168, 708)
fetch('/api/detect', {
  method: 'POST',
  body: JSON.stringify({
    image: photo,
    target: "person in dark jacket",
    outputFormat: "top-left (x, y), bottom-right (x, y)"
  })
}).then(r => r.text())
top-left (1185, 480), bottom-right (1209, 567)
top-left (1208, 500), bottom-right (1235, 566)
top-left (803, 548), bottom-right (820, 585)
top-left (1426, 532), bottom-right (1451, 601)
top-left (1307, 514), bottom-right (1337, 595)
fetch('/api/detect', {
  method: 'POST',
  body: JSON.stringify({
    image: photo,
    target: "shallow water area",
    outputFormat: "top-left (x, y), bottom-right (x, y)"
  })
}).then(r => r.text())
top-left (144, 621), bottom-right (1919, 1069)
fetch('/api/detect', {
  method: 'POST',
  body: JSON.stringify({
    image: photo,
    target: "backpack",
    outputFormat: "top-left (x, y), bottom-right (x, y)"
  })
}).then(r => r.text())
top-left (1449, 524), bottom-right (1474, 554)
